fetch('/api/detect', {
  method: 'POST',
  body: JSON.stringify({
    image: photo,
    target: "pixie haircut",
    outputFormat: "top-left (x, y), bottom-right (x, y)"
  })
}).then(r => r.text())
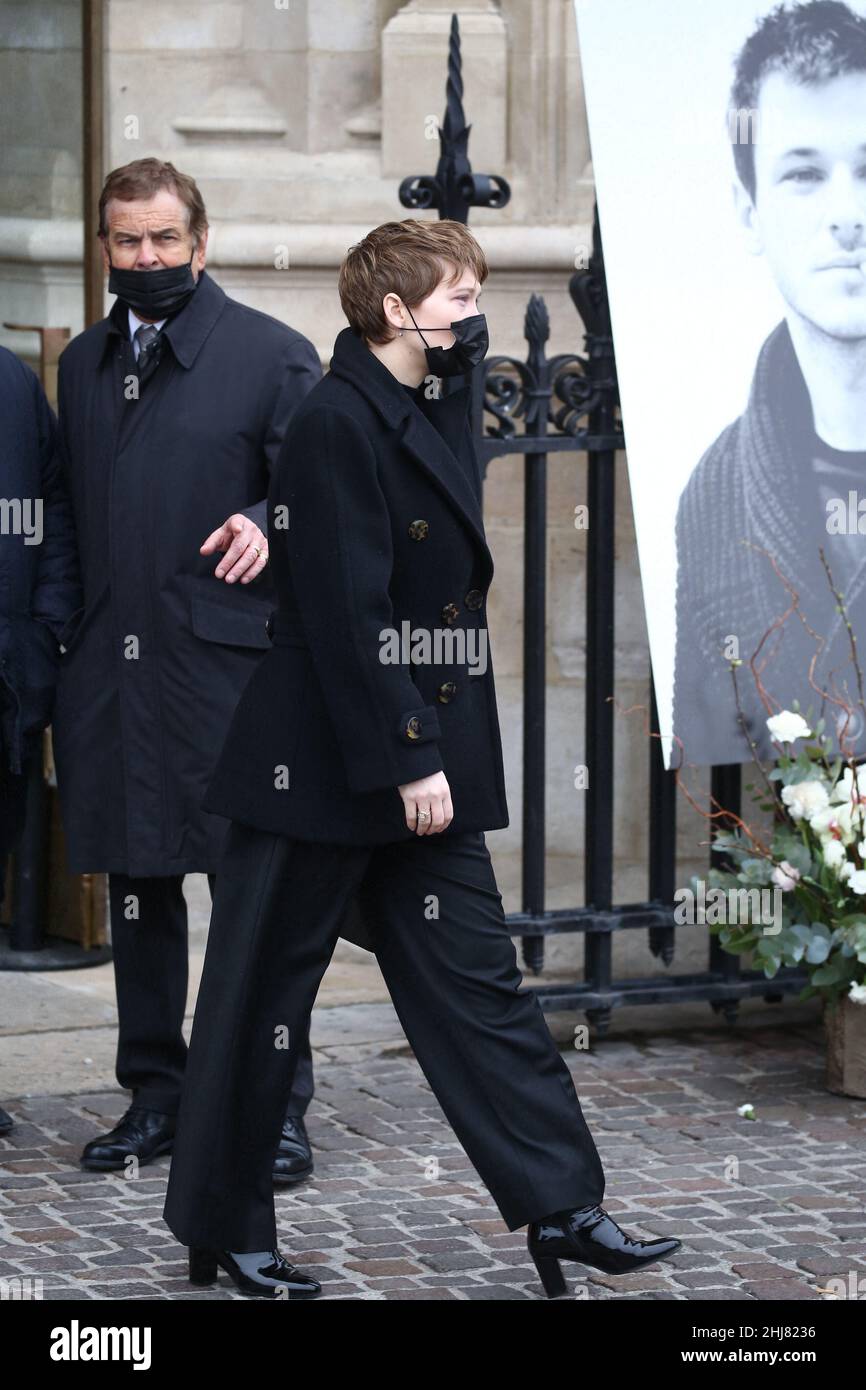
top-left (729, 0), bottom-right (866, 202)
top-left (338, 217), bottom-right (488, 344)
top-left (98, 157), bottom-right (209, 245)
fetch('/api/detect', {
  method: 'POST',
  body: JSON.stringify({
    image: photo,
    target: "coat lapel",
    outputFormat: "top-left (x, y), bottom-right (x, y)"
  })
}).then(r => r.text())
top-left (328, 326), bottom-right (491, 563)
top-left (396, 401), bottom-right (490, 559)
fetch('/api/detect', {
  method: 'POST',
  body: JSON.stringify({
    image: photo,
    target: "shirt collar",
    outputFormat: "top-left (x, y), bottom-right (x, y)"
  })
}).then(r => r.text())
top-left (128, 307), bottom-right (167, 339)
top-left (103, 269), bottom-right (227, 368)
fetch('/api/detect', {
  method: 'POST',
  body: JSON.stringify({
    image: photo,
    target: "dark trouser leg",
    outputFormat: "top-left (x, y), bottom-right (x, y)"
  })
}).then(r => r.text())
top-left (0, 748), bottom-right (34, 914)
top-left (108, 873), bottom-right (189, 1117)
top-left (0, 764), bottom-right (29, 866)
top-left (206, 870), bottom-right (314, 1119)
top-left (164, 823), bottom-right (368, 1252)
top-left (356, 831), bottom-right (606, 1232)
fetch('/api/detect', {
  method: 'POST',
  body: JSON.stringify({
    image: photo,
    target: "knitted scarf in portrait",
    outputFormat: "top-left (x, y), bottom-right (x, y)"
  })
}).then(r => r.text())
top-left (672, 318), bottom-right (866, 768)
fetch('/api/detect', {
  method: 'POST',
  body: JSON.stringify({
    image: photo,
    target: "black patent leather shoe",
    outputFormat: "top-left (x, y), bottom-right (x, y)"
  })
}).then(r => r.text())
top-left (80, 1104), bottom-right (175, 1171)
top-left (272, 1115), bottom-right (314, 1185)
top-left (0, 1106), bottom-right (14, 1135)
top-left (528, 1203), bottom-right (682, 1297)
top-left (188, 1247), bottom-right (322, 1299)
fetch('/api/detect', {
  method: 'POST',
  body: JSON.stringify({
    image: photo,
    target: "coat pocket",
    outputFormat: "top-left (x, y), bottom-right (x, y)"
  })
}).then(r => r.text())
top-left (189, 592), bottom-right (273, 650)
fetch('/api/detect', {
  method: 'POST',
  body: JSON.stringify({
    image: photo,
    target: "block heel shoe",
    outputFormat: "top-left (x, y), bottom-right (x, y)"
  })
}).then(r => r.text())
top-left (528, 1203), bottom-right (681, 1298)
top-left (188, 1246), bottom-right (321, 1299)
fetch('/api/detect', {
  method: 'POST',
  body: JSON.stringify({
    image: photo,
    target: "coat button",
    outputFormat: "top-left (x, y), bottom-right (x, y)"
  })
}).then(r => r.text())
top-left (405, 716), bottom-right (422, 739)
top-left (441, 602), bottom-right (459, 624)
top-left (408, 519), bottom-right (429, 540)
top-left (464, 589), bottom-right (484, 610)
top-left (437, 681), bottom-right (458, 703)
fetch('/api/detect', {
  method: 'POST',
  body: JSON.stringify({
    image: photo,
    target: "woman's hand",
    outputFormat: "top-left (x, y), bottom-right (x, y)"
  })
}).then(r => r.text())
top-left (398, 770), bottom-right (453, 835)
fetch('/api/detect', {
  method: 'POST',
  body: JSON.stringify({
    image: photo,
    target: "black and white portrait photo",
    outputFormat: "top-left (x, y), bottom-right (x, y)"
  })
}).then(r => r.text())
top-left (575, 0), bottom-right (866, 767)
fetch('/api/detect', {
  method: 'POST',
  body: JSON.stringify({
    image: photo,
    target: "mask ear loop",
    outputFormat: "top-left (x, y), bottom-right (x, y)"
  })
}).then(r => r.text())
top-left (404, 303), bottom-right (431, 350)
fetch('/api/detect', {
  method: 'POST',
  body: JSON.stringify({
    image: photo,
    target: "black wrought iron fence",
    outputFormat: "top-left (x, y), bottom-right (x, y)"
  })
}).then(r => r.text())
top-left (469, 208), bottom-right (809, 1034)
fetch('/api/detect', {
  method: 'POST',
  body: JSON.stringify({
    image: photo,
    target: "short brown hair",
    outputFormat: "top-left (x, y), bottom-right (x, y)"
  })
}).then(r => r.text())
top-left (98, 158), bottom-right (209, 245)
top-left (338, 218), bottom-right (488, 344)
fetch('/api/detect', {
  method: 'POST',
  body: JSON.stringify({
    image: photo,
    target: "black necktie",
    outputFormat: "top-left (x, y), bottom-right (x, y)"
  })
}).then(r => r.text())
top-left (134, 323), bottom-right (163, 383)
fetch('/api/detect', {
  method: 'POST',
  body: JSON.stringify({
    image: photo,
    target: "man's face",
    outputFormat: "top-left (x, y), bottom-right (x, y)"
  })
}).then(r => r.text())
top-left (411, 265), bottom-right (483, 347)
top-left (100, 188), bottom-right (207, 276)
top-left (736, 70), bottom-right (866, 339)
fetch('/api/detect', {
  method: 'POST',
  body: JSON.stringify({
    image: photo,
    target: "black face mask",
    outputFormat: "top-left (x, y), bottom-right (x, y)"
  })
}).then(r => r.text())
top-left (403, 304), bottom-right (489, 377)
top-left (107, 247), bottom-right (199, 320)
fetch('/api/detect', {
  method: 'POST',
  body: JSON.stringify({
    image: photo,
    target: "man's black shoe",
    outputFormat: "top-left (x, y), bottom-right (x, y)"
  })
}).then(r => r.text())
top-left (272, 1115), bottom-right (314, 1185)
top-left (80, 1104), bottom-right (176, 1171)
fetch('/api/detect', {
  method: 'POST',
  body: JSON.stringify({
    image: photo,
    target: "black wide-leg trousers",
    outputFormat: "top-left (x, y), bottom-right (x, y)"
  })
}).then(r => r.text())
top-left (108, 871), bottom-right (314, 1119)
top-left (162, 821), bottom-right (605, 1251)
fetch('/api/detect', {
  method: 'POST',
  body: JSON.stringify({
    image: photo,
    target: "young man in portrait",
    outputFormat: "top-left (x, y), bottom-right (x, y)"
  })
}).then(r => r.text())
top-left (673, 0), bottom-right (866, 767)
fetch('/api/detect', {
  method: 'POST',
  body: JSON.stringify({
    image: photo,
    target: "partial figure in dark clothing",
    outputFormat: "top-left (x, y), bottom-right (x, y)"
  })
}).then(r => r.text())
top-left (0, 344), bottom-right (82, 1134)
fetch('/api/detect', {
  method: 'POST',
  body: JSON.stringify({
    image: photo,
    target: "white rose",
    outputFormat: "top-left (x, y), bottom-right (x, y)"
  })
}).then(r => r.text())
top-left (828, 834), bottom-right (850, 867)
top-left (810, 806), bottom-right (856, 844)
top-left (823, 839), bottom-right (847, 870)
top-left (830, 764), bottom-right (866, 805)
top-left (771, 860), bottom-right (801, 891)
top-left (767, 711), bottom-right (812, 743)
top-left (835, 804), bottom-right (857, 843)
top-left (781, 780), bottom-right (830, 821)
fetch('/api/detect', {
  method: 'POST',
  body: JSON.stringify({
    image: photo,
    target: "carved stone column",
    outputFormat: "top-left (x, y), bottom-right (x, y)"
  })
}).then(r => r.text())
top-left (382, 0), bottom-right (507, 178)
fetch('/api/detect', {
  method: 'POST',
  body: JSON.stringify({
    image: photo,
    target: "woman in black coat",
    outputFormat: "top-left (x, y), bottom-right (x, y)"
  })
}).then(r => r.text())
top-left (162, 218), bottom-right (681, 1299)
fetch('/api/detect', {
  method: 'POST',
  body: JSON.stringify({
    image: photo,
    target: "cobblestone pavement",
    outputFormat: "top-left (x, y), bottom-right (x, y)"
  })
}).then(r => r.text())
top-left (3, 1002), bottom-right (866, 1301)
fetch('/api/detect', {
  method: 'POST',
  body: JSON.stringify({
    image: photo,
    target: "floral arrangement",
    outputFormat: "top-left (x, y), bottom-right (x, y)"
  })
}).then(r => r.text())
top-left (697, 706), bottom-right (866, 1007)
top-left (678, 548), bottom-right (866, 1009)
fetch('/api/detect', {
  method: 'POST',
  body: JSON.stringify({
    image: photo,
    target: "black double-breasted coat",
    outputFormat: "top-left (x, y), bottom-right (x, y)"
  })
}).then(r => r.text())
top-left (202, 325), bottom-right (510, 845)
top-left (51, 270), bottom-right (322, 877)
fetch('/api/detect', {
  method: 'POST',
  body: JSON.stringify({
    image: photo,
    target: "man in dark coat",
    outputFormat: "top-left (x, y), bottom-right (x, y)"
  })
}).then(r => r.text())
top-left (52, 158), bottom-right (328, 1176)
top-left (0, 345), bottom-right (81, 1136)
top-left (162, 222), bottom-right (680, 1294)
